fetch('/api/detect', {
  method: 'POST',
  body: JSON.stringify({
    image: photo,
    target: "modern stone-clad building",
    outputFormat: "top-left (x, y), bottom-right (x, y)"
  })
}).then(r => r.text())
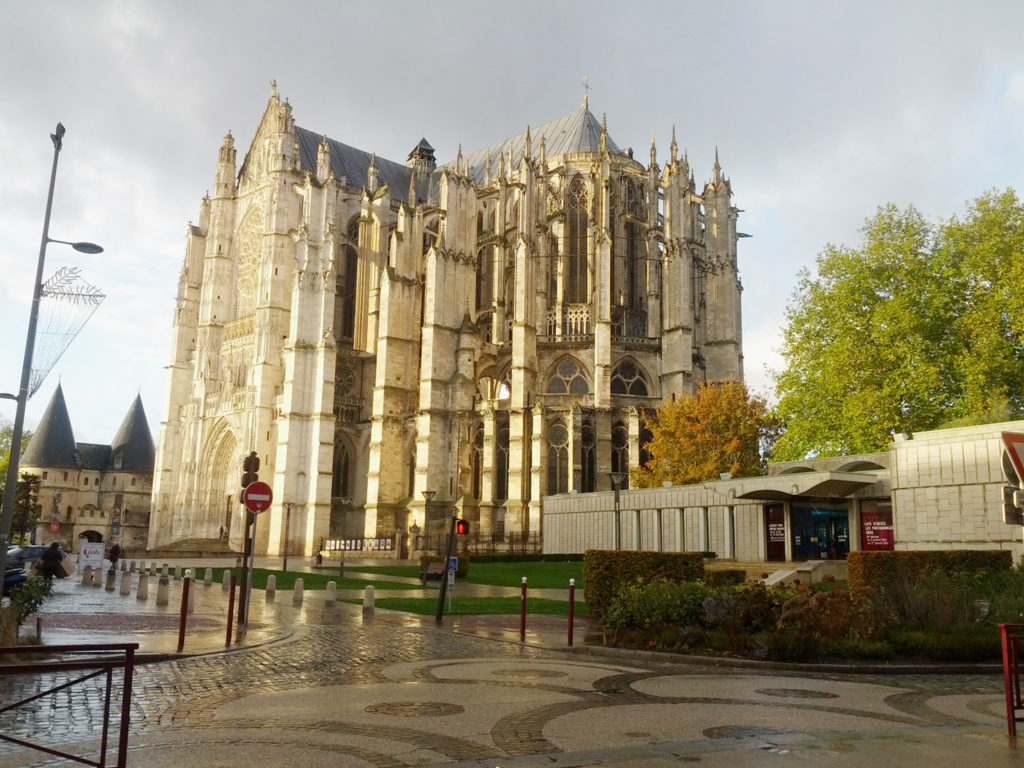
top-left (542, 420), bottom-right (1024, 563)
top-left (150, 85), bottom-right (745, 558)
top-left (21, 384), bottom-right (155, 552)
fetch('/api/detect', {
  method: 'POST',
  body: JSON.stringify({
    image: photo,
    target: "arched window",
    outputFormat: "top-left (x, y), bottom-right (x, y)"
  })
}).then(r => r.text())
top-left (495, 413), bottom-right (509, 502)
top-left (546, 358), bottom-right (588, 395)
top-left (476, 245), bottom-right (494, 310)
top-left (547, 419), bottom-right (569, 495)
top-left (625, 178), bottom-right (646, 219)
top-left (611, 361), bottom-right (649, 396)
top-left (580, 415), bottom-right (596, 493)
top-left (471, 423), bottom-right (484, 501)
top-left (336, 218), bottom-right (359, 342)
top-left (332, 442), bottom-right (352, 500)
top-left (639, 417), bottom-right (654, 470)
top-left (611, 422), bottom-right (629, 487)
top-left (625, 221), bottom-right (646, 307)
top-left (547, 234), bottom-right (558, 302)
top-left (566, 176), bottom-right (588, 303)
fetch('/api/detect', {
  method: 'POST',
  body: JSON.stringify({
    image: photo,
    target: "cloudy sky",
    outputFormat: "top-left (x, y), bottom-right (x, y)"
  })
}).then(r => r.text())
top-left (1, 0), bottom-right (1023, 446)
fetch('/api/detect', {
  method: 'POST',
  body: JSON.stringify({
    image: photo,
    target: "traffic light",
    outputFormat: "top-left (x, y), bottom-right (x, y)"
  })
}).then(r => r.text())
top-left (241, 451), bottom-right (260, 490)
top-left (455, 518), bottom-right (470, 536)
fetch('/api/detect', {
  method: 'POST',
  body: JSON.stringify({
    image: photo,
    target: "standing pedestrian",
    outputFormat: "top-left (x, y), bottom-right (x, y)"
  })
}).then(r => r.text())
top-left (108, 541), bottom-right (121, 569)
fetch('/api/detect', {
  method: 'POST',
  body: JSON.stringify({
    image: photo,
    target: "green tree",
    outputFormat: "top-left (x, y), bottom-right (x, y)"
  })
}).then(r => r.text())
top-left (12, 473), bottom-right (40, 543)
top-left (0, 419), bottom-right (32, 507)
top-left (632, 381), bottom-right (780, 488)
top-left (773, 190), bottom-right (1024, 460)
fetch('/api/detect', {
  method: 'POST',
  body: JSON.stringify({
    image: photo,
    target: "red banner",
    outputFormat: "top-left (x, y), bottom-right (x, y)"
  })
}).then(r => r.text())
top-left (861, 510), bottom-right (893, 551)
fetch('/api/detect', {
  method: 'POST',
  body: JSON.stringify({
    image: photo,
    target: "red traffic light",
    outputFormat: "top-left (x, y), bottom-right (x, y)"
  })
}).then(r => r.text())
top-left (455, 518), bottom-right (470, 536)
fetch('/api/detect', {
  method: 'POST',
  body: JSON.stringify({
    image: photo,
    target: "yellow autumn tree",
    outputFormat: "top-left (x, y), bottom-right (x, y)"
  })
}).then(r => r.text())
top-left (632, 381), bottom-right (779, 488)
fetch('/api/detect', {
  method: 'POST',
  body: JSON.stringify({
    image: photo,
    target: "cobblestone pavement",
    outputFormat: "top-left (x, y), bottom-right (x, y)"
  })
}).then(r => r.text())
top-left (0, 569), bottom-right (1018, 767)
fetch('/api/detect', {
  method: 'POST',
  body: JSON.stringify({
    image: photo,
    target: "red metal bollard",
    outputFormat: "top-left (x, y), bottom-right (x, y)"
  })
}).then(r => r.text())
top-left (1001, 623), bottom-right (1024, 736)
top-left (225, 573), bottom-right (237, 647)
top-left (567, 578), bottom-right (576, 647)
top-left (177, 576), bottom-right (191, 653)
top-left (520, 576), bottom-right (527, 641)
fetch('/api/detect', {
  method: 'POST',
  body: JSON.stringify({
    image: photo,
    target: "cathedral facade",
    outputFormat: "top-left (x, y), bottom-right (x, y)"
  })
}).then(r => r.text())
top-left (149, 85), bottom-right (744, 558)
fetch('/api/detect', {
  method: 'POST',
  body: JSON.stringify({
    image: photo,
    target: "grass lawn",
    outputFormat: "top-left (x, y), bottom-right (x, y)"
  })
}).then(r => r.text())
top-left (346, 560), bottom-right (584, 589)
top-left (356, 596), bottom-right (589, 617)
top-left (209, 568), bottom-right (423, 591)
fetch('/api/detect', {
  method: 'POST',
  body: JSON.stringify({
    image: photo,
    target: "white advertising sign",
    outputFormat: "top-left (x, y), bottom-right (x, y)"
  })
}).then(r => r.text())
top-left (79, 542), bottom-right (105, 570)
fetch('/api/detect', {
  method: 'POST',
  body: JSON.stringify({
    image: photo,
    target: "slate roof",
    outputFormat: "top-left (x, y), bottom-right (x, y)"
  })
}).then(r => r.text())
top-left (108, 395), bottom-right (155, 473)
top-left (20, 387), bottom-right (155, 475)
top-left (294, 126), bottom-right (428, 205)
top-left (450, 103), bottom-right (622, 186)
top-left (21, 384), bottom-right (78, 468)
top-left (78, 443), bottom-right (111, 471)
top-left (293, 103), bottom-right (621, 204)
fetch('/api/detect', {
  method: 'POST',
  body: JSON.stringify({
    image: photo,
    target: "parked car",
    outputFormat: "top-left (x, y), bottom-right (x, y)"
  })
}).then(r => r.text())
top-left (3, 567), bottom-right (27, 595)
top-left (6, 545), bottom-right (48, 569)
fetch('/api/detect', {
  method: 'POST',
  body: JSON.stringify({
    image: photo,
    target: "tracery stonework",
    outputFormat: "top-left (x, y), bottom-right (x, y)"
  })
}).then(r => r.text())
top-left (149, 86), bottom-right (744, 558)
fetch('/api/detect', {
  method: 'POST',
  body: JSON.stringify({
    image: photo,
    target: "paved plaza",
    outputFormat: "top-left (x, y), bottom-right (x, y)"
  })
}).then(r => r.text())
top-left (0, 561), bottom-right (1019, 767)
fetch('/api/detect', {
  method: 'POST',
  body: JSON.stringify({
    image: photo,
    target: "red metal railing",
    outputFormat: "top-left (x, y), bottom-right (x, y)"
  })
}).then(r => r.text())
top-left (0, 642), bottom-right (137, 767)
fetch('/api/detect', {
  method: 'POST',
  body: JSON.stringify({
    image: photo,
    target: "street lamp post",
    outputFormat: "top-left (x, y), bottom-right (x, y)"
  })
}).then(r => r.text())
top-left (0, 123), bottom-right (103, 587)
top-left (282, 502), bottom-right (293, 572)
top-left (609, 472), bottom-right (627, 551)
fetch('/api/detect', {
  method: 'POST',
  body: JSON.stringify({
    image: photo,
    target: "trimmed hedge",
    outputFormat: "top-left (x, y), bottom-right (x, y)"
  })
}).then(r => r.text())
top-left (583, 550), bottom-right (704, 622)
top-left (848, 550), bottom-right (1012, 595)
top-left (467, 553), bottom-right (584, 564)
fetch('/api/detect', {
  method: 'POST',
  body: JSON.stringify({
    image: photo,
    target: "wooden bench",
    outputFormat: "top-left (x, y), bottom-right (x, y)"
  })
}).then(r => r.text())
top-left (420, 562), bottom-right (445, 582)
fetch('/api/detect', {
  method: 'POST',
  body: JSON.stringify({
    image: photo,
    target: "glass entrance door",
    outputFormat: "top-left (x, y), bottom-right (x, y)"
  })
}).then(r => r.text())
top-left (790, 504), bottom-right (849, 560)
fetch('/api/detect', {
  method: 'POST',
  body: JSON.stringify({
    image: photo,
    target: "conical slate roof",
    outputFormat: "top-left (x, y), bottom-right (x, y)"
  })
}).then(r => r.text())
top-left (21, 384), bottom-right (79, 468)
top-left (108, 395), bottom-right (155, 473)
top-left (454, 103), bottom-right (622, 186)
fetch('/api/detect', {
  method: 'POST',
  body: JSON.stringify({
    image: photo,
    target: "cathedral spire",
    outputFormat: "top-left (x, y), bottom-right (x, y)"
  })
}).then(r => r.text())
top-left (714, 147), bottom-right (721, 183)
top-left (408, 170), bottom-right (417, 207)
top-left (650, 132), bottom-right (657, 167)
top-left (670, 126), bottom-right (678, 165)
top-left (539, 135), bottom-right (546, 166)
top-left (524, 126), bottom-right (532, 165)
top-left (456, 144), bottom-right (464, 176)
top-left (485, 152), bottom-right (492, 185)
top-left (599, 113), bottom-right (608, 154)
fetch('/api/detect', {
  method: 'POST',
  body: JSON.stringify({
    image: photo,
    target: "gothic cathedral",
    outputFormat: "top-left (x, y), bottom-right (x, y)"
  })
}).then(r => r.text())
top-left (149, 85), bottom-right (744, 558)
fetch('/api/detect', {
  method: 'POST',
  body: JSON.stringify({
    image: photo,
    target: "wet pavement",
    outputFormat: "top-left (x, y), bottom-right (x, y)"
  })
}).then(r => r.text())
top-left (0, 557), bottom-right (1018, 767)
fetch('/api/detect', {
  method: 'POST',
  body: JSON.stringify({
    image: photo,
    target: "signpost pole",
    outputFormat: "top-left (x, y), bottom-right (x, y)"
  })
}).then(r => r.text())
top-left (434, 515), bottom-right (457, 624)
top-left (237, 510), bottom-right (252, 630)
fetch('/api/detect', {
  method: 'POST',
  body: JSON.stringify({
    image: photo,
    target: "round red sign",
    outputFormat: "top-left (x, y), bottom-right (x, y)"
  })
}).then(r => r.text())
top-left (242, 481), bottom-right (274, 513)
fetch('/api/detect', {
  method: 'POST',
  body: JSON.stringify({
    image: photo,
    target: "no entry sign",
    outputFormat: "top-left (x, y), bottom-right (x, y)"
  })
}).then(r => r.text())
top-left (1002, 432), bottom-right (1024, 486)
top-left (242, 481), bottom-right (273, 513)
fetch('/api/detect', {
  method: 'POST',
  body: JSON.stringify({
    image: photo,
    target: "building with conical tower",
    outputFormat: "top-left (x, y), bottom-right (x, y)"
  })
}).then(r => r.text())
top-left (21, 384), bottom-right (155, 551)
top-left (150, 84), bottom-right (745, 558)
